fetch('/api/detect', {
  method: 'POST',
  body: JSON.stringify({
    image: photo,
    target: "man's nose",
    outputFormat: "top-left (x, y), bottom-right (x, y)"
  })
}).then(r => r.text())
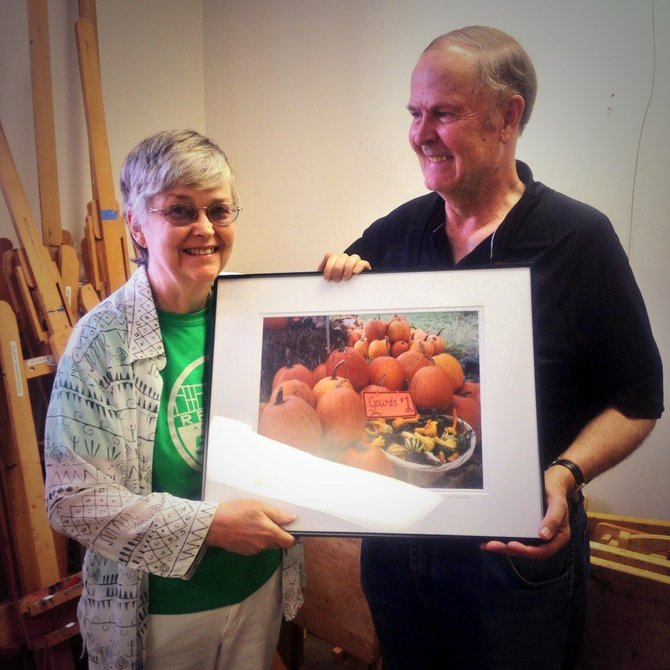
top-left (412, 115), bottom-right (436, 144)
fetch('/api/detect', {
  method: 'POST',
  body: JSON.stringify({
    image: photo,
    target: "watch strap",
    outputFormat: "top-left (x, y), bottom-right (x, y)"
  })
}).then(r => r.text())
top-left (548, 458), bottom-right (586, 489)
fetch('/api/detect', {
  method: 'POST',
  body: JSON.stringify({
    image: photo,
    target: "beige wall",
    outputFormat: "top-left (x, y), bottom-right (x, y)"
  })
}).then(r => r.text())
top-left (0, 0), bottom-right (205, 248)
top-left (1, 0), bottom-right (668, 518)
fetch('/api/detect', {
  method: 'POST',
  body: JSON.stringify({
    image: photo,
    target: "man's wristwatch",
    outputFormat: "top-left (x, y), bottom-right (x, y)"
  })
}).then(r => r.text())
top-left (548, 458), bottom-right (587, 492)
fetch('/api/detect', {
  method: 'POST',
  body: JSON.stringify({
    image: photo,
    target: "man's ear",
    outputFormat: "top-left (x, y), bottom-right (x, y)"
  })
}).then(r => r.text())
top-left (501, 94), bottom-right (525, 141)
top-left (126, 209), bottom-right (146, 248)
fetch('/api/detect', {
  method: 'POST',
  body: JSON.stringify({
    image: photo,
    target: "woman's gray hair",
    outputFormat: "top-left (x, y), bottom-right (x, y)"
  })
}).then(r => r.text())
top-left (120, 129), bottom-right (238, 265)
top-left (424, 26), bottom-right (537, 132)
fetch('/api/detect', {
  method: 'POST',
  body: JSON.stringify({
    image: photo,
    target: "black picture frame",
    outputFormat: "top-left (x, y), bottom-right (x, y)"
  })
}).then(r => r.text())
top-left (203, 267), bottom-right (543, 539)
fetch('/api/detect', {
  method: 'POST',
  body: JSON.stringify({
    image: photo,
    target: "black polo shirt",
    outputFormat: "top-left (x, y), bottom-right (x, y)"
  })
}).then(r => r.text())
top-left (346, 162), bottom-right (664, 464)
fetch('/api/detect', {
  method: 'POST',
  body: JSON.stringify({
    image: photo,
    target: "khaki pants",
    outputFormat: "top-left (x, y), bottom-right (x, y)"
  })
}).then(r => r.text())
top-left (145, 569), bottom-right (282, 670)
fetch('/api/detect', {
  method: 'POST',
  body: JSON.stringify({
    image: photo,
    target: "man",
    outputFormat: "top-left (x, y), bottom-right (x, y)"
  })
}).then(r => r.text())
top-left (320, 26), bottom-right (663, 669)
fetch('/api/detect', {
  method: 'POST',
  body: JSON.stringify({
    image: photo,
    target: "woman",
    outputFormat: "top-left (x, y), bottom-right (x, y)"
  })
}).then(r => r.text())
top-left (44, 129), bottom-right (298, 670)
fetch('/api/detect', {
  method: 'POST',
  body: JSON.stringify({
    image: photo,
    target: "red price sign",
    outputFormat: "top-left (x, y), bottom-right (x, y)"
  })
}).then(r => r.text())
top-left (362, 391), bottom-right (417, 419)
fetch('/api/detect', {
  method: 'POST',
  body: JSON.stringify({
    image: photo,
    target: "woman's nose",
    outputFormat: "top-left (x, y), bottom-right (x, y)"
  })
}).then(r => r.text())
top-left (192, 208), bottom-right (215, 233)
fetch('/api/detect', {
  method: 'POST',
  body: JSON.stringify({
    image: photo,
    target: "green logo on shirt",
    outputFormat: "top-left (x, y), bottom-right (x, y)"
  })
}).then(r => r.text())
top-left (166, 355), bottom-right (205, 470)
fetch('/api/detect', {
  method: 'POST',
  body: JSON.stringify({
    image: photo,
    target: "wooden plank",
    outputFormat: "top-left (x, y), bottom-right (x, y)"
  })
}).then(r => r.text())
top-left (589, 541), bottom-right (670, 578)
top-left (19, 574), bottom-right (81, 670)
top-left (1, 250), bottom-right (48, 360)
top-left (77, 0), bottom-right (98, 27)
top-left (19, 573), bottom-right (82, 618)
top-left (587, 511), bottom-right (670, 537)
top-left (14, 260), bottom-right (49, 346)
top-left (80, 216), bottom-right (103, 295)
top-left (32, 619), bottom-right (79, 650)
top-left (1, 246), bottom-right (23, 316)
top-left (592, 522), bottom-right (670, 559)
top-left (622, 534), bottom-right (670, 557)
top-left (593, 521), bottom-right (642, 544)
top-left (0, 122), bottom-right (73, 360)
top-left (78, 282), bottom-right (100, 315)
top-left (24, 354), bottom-right (57, 380)
top-left (56, 244), bottom-right (81, 320)
top-left (293, 538), bottom-right (380, 666)
top-left (27, 0), bottom-right (63, 252)
top-left (0, 300), bottom-right (61, 593)
top-left (0, 239), bottom-right (14, 306)
top-left (579, 557), bottom-right (670, 670)
top-left (0, 601), bottom-right (23, 653)
top-left (75, 16), bottom-right (131, 297)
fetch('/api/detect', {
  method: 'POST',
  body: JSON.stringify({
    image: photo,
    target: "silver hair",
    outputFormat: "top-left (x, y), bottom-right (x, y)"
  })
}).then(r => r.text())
top-left (424, 26), bottom-right (537, 132)
top-left (120, 129), bottom-right (238, 265)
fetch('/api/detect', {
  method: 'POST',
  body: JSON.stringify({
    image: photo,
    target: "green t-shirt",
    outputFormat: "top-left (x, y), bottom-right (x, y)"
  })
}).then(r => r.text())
top-left (149, 304), bottom-right (280, 614)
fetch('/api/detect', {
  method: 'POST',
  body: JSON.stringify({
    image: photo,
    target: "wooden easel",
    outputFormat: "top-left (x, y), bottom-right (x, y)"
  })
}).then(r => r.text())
top-left (0, 1), bottom-right (104, 665)
top-left (75, 1), bottom-right (131, 299)
top-left (580, 512), bottom-right (670, 669)
top-left (0, 119), bottom-right (82, 666)
top-left (27, 0), bottom-right (81, 316)
top-left (1, 0), bottom-right (133, 663)
top-left (0, 317), bottom-right (81, 670)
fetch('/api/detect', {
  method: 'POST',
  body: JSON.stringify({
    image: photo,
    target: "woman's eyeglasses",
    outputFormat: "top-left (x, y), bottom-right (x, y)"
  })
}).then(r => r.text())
top-left (148, 202), bottom-right (242, 226)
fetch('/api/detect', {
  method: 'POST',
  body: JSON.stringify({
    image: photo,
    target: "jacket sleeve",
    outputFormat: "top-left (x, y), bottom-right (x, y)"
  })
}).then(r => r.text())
top-left (44, 317), bottom-right (217, 579)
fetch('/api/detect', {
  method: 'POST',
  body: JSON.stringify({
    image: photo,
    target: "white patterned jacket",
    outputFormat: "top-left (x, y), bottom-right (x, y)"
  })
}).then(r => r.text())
top-left (44, 267), bottom-right (218, 669)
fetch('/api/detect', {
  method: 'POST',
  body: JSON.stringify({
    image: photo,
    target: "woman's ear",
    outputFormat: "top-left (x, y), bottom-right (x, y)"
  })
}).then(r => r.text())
top-left (126, 209), bottom-right (146, 248)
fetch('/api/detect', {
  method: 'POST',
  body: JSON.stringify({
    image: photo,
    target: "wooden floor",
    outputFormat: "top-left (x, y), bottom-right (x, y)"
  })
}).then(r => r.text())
top-left (302, 634), bottom-right (372, 669)
top-left (275, 629), bottom-right (380, 670)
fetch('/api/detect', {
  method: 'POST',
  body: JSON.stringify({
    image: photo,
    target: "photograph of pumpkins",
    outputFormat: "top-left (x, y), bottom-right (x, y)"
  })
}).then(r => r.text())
top-left (258, 311), bottom-right (483, 489)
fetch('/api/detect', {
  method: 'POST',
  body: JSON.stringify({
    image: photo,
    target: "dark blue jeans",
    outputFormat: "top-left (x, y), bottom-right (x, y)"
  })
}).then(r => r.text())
top-left (361, 503), bottom-right (589, 670)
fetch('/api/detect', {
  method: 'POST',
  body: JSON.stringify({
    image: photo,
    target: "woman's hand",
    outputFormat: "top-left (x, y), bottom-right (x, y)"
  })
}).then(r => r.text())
top-left (205, 499), bottom-right (296, 555)
top-left (319, 252), bottom-right (371, 282)
top-left (480, 467), bottom-right (572, 559)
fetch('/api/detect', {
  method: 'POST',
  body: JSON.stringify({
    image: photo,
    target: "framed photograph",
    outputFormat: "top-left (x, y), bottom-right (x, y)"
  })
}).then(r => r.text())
top-left (203, 267), bottom-right (544, 539)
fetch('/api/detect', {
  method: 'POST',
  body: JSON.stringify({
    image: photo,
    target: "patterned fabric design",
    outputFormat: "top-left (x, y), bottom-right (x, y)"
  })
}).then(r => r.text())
top-left (44, 268), bottom-right (218, 670)
top-left (281, 542), bottom-right (306, 621)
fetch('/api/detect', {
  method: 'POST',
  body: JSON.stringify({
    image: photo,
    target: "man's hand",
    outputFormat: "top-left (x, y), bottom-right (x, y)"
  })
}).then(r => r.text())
top-left (319, 252), bottom-right (371, 281)
top-left (480, 467), bottom-right (572, 559)
top-left (205, 499), bottom-right (296, 555)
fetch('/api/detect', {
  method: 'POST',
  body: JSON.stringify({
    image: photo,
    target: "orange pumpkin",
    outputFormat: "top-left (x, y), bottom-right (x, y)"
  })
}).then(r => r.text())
top-left (457, 380), bottom-right (481, 400)
top-left (390, 339), bottom-right (410, 357)
top-left (316, 386), bottom-right (367, 450)
top-left (312, 360), bottom-right (354, 404)
top-left (259, 388), bottom-right (322, 453)
top-left (426, 333), bottom-right (446, 355)
top-left (272, 352), bottom-right (317, 390)
top-left (432, 353), bottom-right (465, 391)
top-left (312, 362), bottom-right (328, 383)
top-left (367, 338), bottom-right (390, 360)
top-left (269, 379), bottom-right (316, 407)
top-left (452, 393), bottom-right (481, 446)
top-left (353, 338), bottom-right (370, 358)
top-left (340, 440), bottom-right (395, 477)
top-left (396, 349), bottom-right (434, 383)
top-left (364, 319), bottom-right (388, 341)
top-left (410, 339), bottom-right (434, 357)
top-left (387, 316), bottom-right (411, 343)
top-left (409, 366), bottom-right (454, 412)
top-left (325, 346), bottom-right (370, 391)
top-left (367, 355), bottom-right (405, 391)
top-left (347, 328), bottom-right (364, 346)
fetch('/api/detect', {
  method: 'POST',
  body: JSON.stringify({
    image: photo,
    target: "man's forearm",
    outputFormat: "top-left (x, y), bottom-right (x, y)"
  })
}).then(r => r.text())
top-left (552, 407), bottom-right (656, 489)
